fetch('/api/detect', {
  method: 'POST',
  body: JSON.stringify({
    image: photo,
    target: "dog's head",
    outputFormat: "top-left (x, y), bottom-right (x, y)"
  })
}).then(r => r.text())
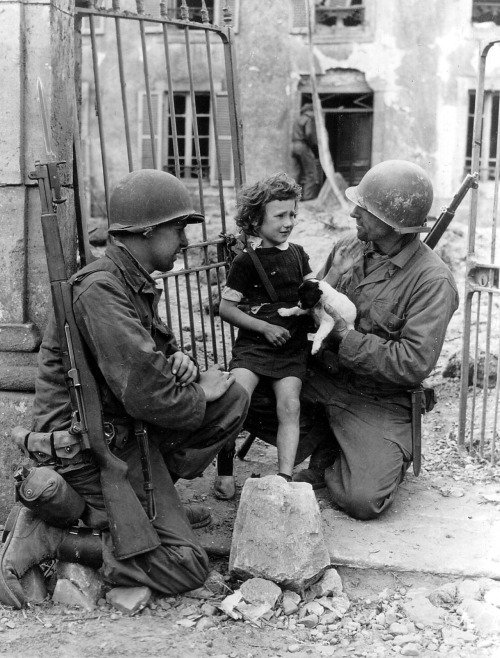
top-left (297, 279), bottom-right (323, 309)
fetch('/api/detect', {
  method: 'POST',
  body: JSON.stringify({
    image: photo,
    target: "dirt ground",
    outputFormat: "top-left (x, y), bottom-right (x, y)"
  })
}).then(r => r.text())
top-left (2, 198), bottom-right (500, 657)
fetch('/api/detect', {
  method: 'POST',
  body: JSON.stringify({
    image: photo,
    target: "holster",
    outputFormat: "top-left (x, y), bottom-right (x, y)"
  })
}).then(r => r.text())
top-left (15, 465), bottom-right (86, 527)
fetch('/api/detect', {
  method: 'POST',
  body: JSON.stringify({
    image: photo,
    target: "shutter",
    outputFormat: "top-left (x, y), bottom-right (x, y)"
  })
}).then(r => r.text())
top-left (290, 0), bottom-right (308, 33)
top-left (215, 0), bottom-right (240, 33)
top-left (211, 92), bottom-right (234, 185)
top-left (139, 92), bottom-right (162, 169)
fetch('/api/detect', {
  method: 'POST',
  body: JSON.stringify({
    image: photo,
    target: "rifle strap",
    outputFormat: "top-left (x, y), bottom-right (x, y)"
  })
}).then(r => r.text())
top-left (245, 244), bottom-right (279, 303)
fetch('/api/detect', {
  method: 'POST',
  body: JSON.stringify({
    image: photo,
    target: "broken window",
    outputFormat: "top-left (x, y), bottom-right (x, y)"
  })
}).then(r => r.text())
top-left (315, 0), bottom-right (365, 28)
top-left (472, 0), bottom-right (500, 26)
top-left (465, 90), bottom-right (500, 180)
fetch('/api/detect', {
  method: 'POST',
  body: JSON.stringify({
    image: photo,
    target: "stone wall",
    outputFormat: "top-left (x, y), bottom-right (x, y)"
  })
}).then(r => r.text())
top-left (0, 0), bottom-right (76, 521)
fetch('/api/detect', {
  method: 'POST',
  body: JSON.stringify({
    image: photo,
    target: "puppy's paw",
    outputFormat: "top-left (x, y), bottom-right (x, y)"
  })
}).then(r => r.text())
top-left (278, 307), bottom-right (292, 317)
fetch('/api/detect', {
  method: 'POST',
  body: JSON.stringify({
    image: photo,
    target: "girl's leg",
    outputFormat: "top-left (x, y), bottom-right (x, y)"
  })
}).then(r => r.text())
top-left (271, 377), bottom-right (302, 478)
top-left (214, 369), bottom-right (260, 500)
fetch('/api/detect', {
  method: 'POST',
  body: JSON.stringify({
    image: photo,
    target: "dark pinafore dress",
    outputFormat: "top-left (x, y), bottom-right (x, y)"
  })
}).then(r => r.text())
top-left (227, 243), bottom-right (312, 379)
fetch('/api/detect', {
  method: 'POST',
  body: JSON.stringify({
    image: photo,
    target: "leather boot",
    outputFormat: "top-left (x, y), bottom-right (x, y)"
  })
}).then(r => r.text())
top-left (0, 506), bottom-right (66, 608)
top-left (184, 504), bottom-right (212, 529)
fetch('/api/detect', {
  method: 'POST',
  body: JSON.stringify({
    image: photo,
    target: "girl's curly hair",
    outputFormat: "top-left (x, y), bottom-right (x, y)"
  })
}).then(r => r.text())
top-left (235, 172), bottom-right (302, 237)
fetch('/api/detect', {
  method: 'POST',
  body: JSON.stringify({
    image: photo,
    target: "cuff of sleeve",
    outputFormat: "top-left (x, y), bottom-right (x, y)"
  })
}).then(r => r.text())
top-left (338, 329), bottom-right (362, 365)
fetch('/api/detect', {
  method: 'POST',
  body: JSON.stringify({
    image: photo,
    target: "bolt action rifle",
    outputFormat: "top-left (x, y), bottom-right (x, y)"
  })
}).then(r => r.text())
top-left (29, 79), bottom-right (160, 560)
top-left (424, 171), bottom-right (479, 249)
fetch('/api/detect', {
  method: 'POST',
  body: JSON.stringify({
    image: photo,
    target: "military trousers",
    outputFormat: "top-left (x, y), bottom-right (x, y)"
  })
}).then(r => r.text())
top-left (64, 382), bottom-right (249, 594)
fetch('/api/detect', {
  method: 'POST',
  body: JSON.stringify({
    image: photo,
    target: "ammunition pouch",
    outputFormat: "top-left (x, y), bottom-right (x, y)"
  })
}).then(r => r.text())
top-left (15, 465), bottom-right (86, 527)
top-left (12, 426), bottom-right (93, 471)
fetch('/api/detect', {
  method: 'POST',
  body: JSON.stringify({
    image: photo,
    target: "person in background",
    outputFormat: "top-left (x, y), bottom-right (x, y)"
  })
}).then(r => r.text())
top-left (291, 104), bottom-right (322, 201)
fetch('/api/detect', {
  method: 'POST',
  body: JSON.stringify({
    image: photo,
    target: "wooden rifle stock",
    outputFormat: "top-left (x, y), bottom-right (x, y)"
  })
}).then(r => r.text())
top-left (424, 172), bottom-right (478, 250)
top-left (32, 161), bottom-right (160, 560)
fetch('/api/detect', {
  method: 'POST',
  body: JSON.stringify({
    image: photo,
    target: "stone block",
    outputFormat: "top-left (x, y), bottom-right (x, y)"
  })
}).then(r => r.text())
top-left (106, 586), bottom-right (152, 616)
top-left (402, 597), bottom-right (444, 628)
top-left (240, 577), bottom-right (282, 608)
top-left (52, 578), bottom-right (95, 611)
top-left (307, 567), bottom-right (343, 598)
top-left (56, 562), bottom-right (104, 603)
top-left (282, 590), bottom-right (301, 616)
top-left (229, 475), bottom-right (330, 591)
top-left (458, 598), bottom-right (500, 635)
top-left (0, 324), bottom-right (41, 353)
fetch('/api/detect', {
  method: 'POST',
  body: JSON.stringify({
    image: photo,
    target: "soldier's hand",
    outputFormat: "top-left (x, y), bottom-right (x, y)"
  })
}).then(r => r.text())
top-left (323, 237), bottom-right (363, 286)
top-left (261, 323), bottom-right (290, 347)
top-left (198, 364), bottom-right (235, 401)
top-left (324, 304), bottom-right (350, 344)
top-left (169, 351), bottom-right (198, 387)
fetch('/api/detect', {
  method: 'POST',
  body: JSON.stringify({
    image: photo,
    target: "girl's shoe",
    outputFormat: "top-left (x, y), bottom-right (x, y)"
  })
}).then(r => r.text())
top-left (213, 475), bottom-right (236, 500)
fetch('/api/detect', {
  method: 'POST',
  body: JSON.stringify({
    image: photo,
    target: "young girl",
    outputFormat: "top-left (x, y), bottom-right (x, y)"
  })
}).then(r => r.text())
top-left (214, 172), bottom-right (315, 500)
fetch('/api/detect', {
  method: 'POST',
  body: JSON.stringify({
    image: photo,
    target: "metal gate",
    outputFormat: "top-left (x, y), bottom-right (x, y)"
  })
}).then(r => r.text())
top-left (74, 0), bottom-right (244, 369)
top-left (458, 39), bottom-right (500, 464)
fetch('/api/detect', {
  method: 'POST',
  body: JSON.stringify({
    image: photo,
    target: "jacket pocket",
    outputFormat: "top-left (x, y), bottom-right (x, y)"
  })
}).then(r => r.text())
top-left (370, 300), bottom-right (405, 339)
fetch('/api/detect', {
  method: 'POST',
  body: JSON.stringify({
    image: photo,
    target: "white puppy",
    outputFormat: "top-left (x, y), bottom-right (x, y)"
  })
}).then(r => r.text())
top-left (279, 279), bottom-right (356, 355)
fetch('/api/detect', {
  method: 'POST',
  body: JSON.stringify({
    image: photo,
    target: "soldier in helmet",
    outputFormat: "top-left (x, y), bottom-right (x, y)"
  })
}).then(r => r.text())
top-left (292, 160), bottom-right (459, 517)
top-left (246, 161), bottom-right (459, 520)
top-left (0, 169), bottom-right (249, 608)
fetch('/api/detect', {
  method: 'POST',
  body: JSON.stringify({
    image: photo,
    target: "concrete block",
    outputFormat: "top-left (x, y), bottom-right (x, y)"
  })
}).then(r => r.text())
top-left (52, 578), bottom-right (95, 611)
top-left (20, 565), bottom-right (47, 604)
top-left (56, 562), bottom-right (104, 603)
top-left (106, 586), bottom-right (152, 616)
top-left (229, 475), bottom-right (330, 591)
top-left (240, 577), bottom-right (282, 608)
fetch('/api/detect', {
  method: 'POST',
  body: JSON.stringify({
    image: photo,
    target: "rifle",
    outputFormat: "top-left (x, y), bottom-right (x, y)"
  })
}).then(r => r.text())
top-left (29, 79), bottom-right (160, 560)
top-left (424, 172), bottom-right (479, 249)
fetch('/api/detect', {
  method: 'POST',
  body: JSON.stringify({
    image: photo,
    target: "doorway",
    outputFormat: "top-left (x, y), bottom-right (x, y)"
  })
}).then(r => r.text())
top-left (301, 91), bottom-right (373, 185)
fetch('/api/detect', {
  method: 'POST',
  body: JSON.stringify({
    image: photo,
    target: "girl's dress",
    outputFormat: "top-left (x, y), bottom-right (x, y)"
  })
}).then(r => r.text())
top-left (223, 242), bottom-right (313, 379)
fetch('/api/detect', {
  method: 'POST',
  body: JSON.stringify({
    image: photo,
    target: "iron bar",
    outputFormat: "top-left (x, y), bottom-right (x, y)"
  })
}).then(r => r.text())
top-left (113, 0), bottom-right (134, 171)
top-left (160, 2), bottom-right (181, 179)
top-left (137, 1), bottom-right (158, 169)
top-left (88, 12), bottom-right (111, 217)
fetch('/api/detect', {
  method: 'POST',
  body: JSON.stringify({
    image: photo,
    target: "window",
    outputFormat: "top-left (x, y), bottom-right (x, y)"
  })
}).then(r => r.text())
top-left (141, 0), bottom-right (239, 30)
top-left (472, 0), bottom-right (500, 26)
top-left (315, 0), bottom-right (364, 28)
top-left (291, 0), bottom-right (365, 34)
top-left (466, 90), bottom-right (500, 180)
top-left (139, 91), bottom-right (234, 183)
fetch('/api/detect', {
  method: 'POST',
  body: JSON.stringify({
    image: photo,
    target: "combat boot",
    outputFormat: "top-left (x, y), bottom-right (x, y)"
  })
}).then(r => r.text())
top-left (0, 507), bottom-right (104, 609)
top-left (0, 506), bottom-right (66, 608)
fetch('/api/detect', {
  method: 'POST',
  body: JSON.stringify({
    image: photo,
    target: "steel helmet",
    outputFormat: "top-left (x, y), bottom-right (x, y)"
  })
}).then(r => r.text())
top-left (108, 169), bottom-right (204, 234)
top-left (345, 160), bottom-right (433, 234)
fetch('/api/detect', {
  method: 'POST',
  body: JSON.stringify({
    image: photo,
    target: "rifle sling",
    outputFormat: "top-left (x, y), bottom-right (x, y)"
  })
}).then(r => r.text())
top-left (245, 245), bottom-right (279, 303)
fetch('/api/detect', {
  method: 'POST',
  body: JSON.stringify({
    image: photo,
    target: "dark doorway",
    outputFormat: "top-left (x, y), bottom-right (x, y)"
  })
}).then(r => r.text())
top-left (302, 92), bottom-right (373, 185)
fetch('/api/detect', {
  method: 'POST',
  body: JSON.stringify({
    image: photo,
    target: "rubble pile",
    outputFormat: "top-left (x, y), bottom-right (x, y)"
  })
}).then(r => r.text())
top-left (11, 561), bottom-right (499, 657)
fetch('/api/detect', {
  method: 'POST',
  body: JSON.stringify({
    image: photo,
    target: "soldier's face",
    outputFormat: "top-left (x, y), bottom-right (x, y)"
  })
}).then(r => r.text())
top-left (350, 205), bottom-right (393, 243)
top-left (150, 220), bottom-right (188, 272)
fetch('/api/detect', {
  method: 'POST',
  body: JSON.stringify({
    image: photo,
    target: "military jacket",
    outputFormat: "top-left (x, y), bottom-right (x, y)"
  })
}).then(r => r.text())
top-left (317, 234), bottom-right (459, 394)
top-left (32, 243), bottom-right (206, 432)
